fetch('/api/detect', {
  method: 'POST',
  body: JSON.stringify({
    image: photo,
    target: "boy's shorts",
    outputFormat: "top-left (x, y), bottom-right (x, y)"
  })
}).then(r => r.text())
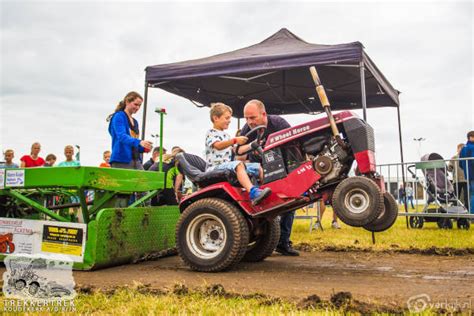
top-left (213, 161), bottom-right (260, 178)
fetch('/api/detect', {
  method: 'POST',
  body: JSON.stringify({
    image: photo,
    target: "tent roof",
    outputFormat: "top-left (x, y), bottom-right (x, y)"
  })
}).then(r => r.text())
top-left (145, 28), bottom-right (400, 117)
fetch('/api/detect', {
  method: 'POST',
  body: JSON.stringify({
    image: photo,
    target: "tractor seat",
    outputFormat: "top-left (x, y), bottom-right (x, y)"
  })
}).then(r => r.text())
top-left (175, 153), bottom-right (239, 188)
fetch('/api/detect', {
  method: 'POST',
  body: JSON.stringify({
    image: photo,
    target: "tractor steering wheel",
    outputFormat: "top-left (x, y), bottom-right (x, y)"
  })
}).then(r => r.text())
top-left (235, 125), bottom-right (267, 156)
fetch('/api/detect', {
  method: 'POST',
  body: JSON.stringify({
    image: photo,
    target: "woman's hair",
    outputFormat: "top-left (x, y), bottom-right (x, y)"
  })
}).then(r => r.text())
top-left (210, 102), bottom-right (232, 122)
top-left (107, 91), bottom-right (143, 121)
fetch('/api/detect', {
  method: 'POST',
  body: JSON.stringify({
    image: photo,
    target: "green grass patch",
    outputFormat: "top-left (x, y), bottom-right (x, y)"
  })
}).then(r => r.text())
top-left (293, 205), bottom-right (474, 253)
top-left (0, 284), bottom-right (411, 315)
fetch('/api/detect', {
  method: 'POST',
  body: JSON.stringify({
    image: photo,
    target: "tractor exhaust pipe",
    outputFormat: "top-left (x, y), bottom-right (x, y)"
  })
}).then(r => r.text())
top-left (309, 66), bottom-right (343, 145)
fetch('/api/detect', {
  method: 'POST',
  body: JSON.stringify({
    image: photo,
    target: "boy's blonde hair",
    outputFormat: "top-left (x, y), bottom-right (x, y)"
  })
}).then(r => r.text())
top-left (64, 145), bottom-right (74, 152)
top-left (3, 149), bottom-right (14, 156)
top-left (210, 102), bottom-right (232, 122)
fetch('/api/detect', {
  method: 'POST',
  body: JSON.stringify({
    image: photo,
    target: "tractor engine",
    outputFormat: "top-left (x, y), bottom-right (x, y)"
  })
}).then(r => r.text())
top-left (310, 138), bottom-right (351, 185)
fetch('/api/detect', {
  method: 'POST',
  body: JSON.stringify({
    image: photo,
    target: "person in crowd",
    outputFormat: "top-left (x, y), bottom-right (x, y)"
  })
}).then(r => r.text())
top-left (313, 200), bottom-right (341, 230)
top-left (238, 99), bottom-right (298, 256)
top-left (58, 145), bottom-right (80, 167)
top-left (205, 102), bottom-right (271, 205)
top-left (398, 184), bottom-right (405, 205)
top-left (149, 147), bottom-right (182, 205)
top-left (143, 147), bottom-right (167, 170)
top-left (20, 142), bottom-right (45, 168)
top-left (0, 149), bottom-right (19, 168)
top-left (107, 91), bottom-right (152, 170)
top-left (449, 143), bottom-right (468, 207)
top-left (43, 154), bottom-right (57, 167)
top-left (460, 131), bottom-right (474, 214)
top-left (405, 183), bottom-right (415, 209)
top-left (99, 150), bottom-right (111, 168)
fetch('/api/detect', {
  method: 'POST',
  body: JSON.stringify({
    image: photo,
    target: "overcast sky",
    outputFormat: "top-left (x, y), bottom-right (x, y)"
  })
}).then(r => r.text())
top-left (1, 0), bottom-right (472, 168)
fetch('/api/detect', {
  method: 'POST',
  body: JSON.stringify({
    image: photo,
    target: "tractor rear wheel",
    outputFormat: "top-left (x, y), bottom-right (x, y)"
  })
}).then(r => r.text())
top-left (243, 217), bottom-right (280, 262)
top-left (363, 192), bottom-right (399, 232)
top-left (332, 176), bottom-right (383, 227)
top-left (176, 198), bottom-right (249, 272)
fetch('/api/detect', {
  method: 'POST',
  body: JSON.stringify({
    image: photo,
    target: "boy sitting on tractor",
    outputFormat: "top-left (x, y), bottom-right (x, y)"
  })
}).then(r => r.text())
top-left (205, 103), bottom-right (271, 205)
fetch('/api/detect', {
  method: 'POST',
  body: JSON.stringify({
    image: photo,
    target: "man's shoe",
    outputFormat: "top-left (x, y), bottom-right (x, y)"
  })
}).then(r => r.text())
top-left (250, 187), bottom-right (272, 205)
top-left (331, 220), bottom-right (341, 229)
top-left (275, 243), bottom-right (299, 256)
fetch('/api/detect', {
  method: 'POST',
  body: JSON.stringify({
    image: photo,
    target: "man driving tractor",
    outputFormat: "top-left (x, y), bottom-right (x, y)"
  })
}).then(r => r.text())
top-left (238, 99), bottom-right (299, 256)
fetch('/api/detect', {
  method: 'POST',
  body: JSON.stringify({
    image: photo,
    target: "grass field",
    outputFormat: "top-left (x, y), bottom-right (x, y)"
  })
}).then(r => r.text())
top-left (292, 205), bottom-right (474, 253)
top-left (0, 284), bottom-right (446, 315)
top-left (0, 285), bottom-right (422, 315)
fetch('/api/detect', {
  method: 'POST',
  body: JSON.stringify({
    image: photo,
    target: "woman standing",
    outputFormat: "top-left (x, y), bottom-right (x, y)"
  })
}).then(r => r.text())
top-left (20, 142), bottom-right (45, 168)
top-left (107, 91), bottom-right (152, 169)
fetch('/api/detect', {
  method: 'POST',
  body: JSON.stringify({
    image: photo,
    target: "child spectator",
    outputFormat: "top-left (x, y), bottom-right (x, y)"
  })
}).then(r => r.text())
top-left (58, 145), bottom-right (80, 167)
top-left (20, 142), bottom-right (45, 167)
top-left (43, 154), bottom-right (57, 167)
top-left (99, 150), bottom-right (111, 168)
top-left (0, 149), bottom-right (19, 168)
top-left (205, 102), bottom-right (271, 205)
top-left (405, 183), bottom-right (415, 209)
top-left (313, 200), bottom-right (341, 230)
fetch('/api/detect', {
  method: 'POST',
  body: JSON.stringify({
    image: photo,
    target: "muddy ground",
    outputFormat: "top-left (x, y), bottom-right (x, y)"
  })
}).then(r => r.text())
top-left (68, 251), bottom-right (473, 310)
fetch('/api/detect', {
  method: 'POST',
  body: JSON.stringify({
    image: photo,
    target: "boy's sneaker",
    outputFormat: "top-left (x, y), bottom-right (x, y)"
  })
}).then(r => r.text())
top-left (249, 187), bottom-right (272, 205)
top-left (331, 220), bottom-right (341, 229)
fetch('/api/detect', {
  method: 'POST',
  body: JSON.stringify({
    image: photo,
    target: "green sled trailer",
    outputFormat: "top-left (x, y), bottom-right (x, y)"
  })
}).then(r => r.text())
top-left (0, 166), bottom-right (179, 270)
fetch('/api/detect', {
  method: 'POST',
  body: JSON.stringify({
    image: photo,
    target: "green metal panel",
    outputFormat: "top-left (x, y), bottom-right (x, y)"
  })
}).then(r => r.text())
top-left (4, 167), bottom-right (164, 192)
top-left (73, 205), bottom-right (180, 270)
top-left (415, 160), bottom-right (446, 170)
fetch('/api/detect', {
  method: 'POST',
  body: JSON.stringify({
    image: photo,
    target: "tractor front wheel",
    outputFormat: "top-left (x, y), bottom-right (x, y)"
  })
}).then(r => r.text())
top-left (176, 198), bottom-right (249, 272)
top-left (332, 176), bottom-right (384, 227)
top-left (363, 192), bottom-right (399, 232)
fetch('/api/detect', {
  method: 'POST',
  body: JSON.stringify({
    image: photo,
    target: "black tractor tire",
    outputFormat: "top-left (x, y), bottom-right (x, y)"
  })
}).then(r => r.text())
top-left (409, 216), bottom-right (424, 229)
top-left (332, 176), bottom-right (384, 227)
top-left (437, 218), bottom-right (453, 229)
top-left (457, 218), bottom-right (470, 230)
top-left (243, 217), bottom-right (280, 262)
top-left (363, 192), bottom-right (399, 232)
top-left (176, 198), bottom-right (249, 272)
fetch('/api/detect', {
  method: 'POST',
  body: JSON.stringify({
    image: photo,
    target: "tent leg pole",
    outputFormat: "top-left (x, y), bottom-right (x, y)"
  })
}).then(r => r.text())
top-left (141, 81), bottom-right (149, 140)
top-left (359, 61), bottom-right (368, 121)
top-left (397, 106), bottom-right (409, 228)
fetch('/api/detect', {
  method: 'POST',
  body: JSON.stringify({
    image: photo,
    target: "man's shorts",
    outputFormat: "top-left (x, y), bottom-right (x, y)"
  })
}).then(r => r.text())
top-left (213, 161), bottom-right (260, 178)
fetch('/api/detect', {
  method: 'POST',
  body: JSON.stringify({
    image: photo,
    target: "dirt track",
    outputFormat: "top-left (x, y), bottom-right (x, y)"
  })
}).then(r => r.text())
top-left (70, 251), bottom-right (473, 308)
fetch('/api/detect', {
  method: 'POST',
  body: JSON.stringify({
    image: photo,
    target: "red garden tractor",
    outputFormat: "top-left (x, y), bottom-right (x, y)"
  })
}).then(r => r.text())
top-left (175, 67), bottom-right (398, 272)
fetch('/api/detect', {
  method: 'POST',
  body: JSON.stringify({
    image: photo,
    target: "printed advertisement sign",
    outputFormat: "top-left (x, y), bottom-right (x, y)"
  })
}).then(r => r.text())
top-left (5, 169), bottom-right (25, 187)
top-left (0, 218), bottom-right (86, 263)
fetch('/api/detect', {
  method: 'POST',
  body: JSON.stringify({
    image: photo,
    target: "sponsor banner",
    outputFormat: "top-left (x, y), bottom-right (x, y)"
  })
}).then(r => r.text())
top-left (0, 218), bottom-right (86, 263)
top-left (5, 170), bottom-right (25, 187)
top-left (3, 253), bottom-right (76, 302)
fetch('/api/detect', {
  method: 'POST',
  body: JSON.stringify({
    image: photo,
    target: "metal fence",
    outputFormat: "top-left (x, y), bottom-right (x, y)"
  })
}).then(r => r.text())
top-left (295, 157), bottom-right (473, 230)
top-left (377, 156), bottom-right (473, 228)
